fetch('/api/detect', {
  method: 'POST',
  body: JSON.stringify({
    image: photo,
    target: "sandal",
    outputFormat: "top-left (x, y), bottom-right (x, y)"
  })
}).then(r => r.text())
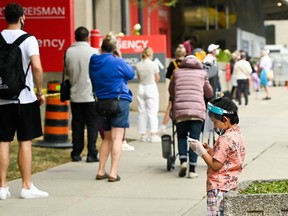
top-left (95, 173), bottom-right (108, 180)
top-left (108, 175), bottom-right (121, 182)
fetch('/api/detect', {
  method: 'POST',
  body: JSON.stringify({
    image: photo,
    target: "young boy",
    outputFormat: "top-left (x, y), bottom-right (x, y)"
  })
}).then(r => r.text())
top-left (188, 97), bottom-right (246, 216)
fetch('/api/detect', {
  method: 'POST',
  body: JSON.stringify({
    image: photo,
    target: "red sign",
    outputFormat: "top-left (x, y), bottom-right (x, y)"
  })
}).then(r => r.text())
top-left (118, 35), bottom-right (166, 54)
top-left (0, 0), bottom-right (74, 72)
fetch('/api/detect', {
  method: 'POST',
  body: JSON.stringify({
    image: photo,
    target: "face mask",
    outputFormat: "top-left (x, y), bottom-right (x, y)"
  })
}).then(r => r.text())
top-left (215, 49), bottom-right (220, 55)
top-left (214, 127), bottom-right (226, 136)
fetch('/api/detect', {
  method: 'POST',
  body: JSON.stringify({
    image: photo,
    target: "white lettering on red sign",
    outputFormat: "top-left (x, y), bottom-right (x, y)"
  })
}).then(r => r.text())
top-left (0, 6), bottom-right (65, 18)
top-left (24, 7), bottom-right (65, 18)
top-left (117, 40), bottom-right (148, 50)
top-left (37, 39), bottom-right (65, 51)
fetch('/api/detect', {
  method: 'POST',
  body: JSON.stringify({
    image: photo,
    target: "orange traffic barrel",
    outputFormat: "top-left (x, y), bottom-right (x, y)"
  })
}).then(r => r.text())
top-left (34, 81), bottom-right (72, 148)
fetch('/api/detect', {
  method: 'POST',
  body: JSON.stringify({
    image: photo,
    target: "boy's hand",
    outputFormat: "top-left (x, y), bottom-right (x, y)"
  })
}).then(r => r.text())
top-left (187, 137), bottom-right (207, 156)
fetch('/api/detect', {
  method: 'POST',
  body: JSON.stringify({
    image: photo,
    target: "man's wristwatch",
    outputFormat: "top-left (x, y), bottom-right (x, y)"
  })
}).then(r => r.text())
top-left (35, 92), bottom-right (43, 97)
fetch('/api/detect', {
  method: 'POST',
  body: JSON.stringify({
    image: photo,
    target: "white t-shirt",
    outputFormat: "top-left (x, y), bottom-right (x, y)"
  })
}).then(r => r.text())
top-left (259, 54), bottom-right (272, 71)
top-left (203, 53), bottom-right (217, 66)
top-left (0, 29), bottom-right (39, 105)
top-left (234, 59), bottom-right (252, 80)
top-left (135, 59), bottom-right (159, 85)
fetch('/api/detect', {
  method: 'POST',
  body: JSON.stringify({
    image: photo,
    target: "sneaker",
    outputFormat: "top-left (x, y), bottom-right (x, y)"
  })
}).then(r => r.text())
top-left (140, 134), bottom-right (147, 142)
top-left (20, 183), bottom-right (49, 199)
top-left (0, 187), bottom-right (11, 200)
top-left (178, 162), bottom-right (187, 177)
top-left (122, 141), bottom-right (135, 151)
top-left (159, 124), bottom-right (167, 132)
top-left (188, 172), bottom-right (199, 179)
top-left (86, 156), bottom-right (99, 163)
top-left (150, 135), bottom-right (162, 143)
top-left (263, 97), bottom-right (271, 100)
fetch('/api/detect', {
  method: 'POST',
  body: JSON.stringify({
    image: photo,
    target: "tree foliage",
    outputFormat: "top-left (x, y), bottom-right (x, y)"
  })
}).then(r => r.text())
top-left (130, 0), bottom-right (178, 10)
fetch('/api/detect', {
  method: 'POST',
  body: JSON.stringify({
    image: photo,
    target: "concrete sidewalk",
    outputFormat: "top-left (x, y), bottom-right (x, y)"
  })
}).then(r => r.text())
top-left (1, 87), bottom-right (288, 216)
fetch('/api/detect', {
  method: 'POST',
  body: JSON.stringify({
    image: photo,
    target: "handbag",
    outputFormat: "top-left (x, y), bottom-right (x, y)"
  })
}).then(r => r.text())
top-left (60, 78), bottom-right (70, 102)
top-left (60, 51), bottom-right (70, 102)
top-left (94, 85), bottom-right (122, 118)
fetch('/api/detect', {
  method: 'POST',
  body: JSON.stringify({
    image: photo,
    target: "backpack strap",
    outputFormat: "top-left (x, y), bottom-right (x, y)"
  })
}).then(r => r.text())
top-left (14, 34), bottom-right (32, 89)
top-left (172, 60), bottom-right (178, 69)
top-left (0, 33), bottom-right (6, 45)
top-left (12, 33), bottom-right (32, 46)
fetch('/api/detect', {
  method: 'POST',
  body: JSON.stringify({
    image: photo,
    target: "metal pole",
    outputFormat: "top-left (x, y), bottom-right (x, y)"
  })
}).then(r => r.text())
top-left (92, 0), bottom-right (96, 29)
top-left (215, 0), bottom-right (218, 30)
top-left (138, 0), bottom-right (143, 34)
top-left (206, 0), bottom-right (209, 30)
top-left (121, 0), bottom-right (127, 34)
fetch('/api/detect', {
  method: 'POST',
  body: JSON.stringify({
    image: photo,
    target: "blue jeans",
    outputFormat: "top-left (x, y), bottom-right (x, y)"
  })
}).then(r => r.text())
top-left (176, 120), bottom-right (203, 166)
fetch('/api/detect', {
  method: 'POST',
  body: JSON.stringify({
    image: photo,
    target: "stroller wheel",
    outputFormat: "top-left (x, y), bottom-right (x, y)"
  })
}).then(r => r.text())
top-left (167, 156), bottom-right (172, 171)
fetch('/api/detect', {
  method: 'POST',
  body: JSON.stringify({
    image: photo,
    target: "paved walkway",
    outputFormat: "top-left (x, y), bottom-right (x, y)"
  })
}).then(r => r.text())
top-left (1, 87), bottom-right (288, 216)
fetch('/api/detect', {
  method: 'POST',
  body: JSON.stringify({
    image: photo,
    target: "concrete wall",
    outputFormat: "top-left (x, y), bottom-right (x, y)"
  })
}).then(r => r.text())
top-left (237, 28), bottom-right (266, 57)
top-left (265, 20), bottom-right (288, 47)
top-left (94, 0), bottom-right (122, 34)
top-left (74, 0), bottom-right (94, 29)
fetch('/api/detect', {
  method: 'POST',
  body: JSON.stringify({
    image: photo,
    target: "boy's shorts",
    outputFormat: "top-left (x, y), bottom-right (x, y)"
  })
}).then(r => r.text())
top-left (207, 189), bottom-right (227, 216)
top-left (103, 99), bottom-right (130, 131)
top-left (0, 101), bottom-right (43, 141)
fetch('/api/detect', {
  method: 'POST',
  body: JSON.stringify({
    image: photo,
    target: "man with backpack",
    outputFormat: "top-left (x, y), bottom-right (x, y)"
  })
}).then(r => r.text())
top-left (0, 3), bottom-right (48, 199)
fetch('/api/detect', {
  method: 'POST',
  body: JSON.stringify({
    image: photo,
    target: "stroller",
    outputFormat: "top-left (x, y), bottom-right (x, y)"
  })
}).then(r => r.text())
top-left (161, 61), bottom-right (219, 171)
top-left (161, 108), bottom-right (177, 171)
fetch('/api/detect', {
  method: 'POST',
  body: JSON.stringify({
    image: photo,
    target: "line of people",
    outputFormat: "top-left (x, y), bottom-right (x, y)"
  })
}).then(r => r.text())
top-left (0, 5), bottom-right (247, 216)
top-left (230, 49), bottom-right (273, 105)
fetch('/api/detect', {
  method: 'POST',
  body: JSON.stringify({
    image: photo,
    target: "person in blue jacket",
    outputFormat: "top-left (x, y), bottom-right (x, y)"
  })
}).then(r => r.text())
top-left (89, 32), bottom-right (135, 182)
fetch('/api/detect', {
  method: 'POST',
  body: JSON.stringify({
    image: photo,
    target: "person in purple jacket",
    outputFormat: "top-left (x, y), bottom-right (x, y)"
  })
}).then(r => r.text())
top-left (169, 55), bottom-right (214, 179)
top-left (89, 33), bottom-right (135, 182)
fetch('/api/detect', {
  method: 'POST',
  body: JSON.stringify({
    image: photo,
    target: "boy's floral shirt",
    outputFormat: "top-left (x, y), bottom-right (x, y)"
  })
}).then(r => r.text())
top-left (206, 125), bottom-right (246, 192)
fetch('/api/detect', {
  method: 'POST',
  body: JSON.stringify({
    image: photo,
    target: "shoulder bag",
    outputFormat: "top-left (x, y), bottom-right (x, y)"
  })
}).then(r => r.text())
top-left (60, 51), bottom-right (71, 102)
top-left (94, 85), bottom-right (122, 118)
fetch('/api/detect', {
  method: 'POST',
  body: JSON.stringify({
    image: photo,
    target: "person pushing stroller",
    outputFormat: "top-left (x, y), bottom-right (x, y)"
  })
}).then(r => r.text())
top-left (169, 55), bottom-right (213, 178)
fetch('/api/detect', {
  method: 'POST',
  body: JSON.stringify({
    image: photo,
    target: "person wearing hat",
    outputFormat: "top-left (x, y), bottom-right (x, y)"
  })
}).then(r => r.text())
top-left (203, 44), bottom-right (221, 92)
top-left (204, 44), bottom-right (220, 65)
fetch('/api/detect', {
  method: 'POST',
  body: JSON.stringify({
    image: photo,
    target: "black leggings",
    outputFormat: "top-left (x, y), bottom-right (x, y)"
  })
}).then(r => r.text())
top-left (236, 79), bottom-right (249, 105)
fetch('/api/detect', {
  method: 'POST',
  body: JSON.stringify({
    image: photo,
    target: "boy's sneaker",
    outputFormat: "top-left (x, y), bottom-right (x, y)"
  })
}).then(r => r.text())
top-left (122, 140), bottom-right (135, 151)
top-left (0, 187), bottom-right (11, 200)
top-left (20, 183), bottom-right (49, 199)
top-left (178, 162), bottom-right (187, 177)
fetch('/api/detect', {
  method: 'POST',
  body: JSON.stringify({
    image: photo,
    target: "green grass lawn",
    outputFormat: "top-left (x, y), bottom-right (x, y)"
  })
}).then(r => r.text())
top-left (7, 136), bottom-right (134, 181)
top-left (8, 139), bottom-right (72, 181)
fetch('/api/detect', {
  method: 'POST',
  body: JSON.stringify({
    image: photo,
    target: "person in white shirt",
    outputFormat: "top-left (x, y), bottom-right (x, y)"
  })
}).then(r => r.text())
top-left (234, 52), bottom-right (252, 106)
top-left (64, 26), bottom-right (101, 162)
top-left (135, 47), bottom-right (161, 143)
top-left (0, 3), bottom-right (48, 200)
top-left (259, 50), bottom-right (272, 100)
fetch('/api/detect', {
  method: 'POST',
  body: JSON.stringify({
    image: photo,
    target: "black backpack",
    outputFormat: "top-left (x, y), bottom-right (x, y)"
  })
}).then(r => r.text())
top-left (0, 33), bottom-right (31, 100)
